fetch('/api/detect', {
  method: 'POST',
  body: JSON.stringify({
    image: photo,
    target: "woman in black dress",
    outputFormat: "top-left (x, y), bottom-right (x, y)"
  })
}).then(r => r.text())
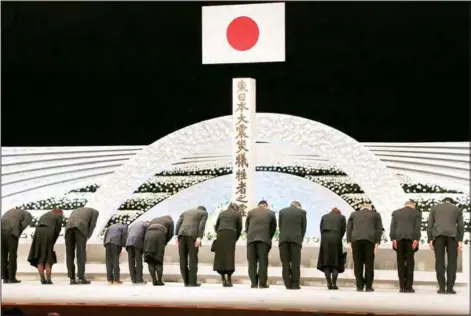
top-left (27, 208), bottom-right (63, 284)
top-left (213, 203), bottom-right (242, 287)
top-left (317, 208), bottom-right (346, 290)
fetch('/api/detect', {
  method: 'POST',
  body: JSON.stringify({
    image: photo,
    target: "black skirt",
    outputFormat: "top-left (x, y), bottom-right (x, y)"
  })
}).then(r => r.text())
top-left (213, 230), bottom-right (237, 274)
top-left (27, 226), bottom-right (57, 268)
top-left (317, 231), bottom-right (346, 273)
top-left (143, 230), bottom-right (166, 265)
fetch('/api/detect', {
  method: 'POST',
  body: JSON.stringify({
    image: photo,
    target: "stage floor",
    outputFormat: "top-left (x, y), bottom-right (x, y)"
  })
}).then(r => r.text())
top-left (2, 281), bottom-right (470, 315)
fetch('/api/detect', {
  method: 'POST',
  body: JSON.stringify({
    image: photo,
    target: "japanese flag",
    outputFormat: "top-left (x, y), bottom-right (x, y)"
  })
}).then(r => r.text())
top-left (202, 2), bottom-right (285, 65)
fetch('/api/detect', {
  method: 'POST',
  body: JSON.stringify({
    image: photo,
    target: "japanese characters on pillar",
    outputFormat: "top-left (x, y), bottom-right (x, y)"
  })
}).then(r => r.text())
top-left (232, 78), bottom-right (256, 217)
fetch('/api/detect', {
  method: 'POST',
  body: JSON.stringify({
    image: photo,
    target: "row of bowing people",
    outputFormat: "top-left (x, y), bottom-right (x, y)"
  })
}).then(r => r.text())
top-left (1, 197), bottom-right (464, 294)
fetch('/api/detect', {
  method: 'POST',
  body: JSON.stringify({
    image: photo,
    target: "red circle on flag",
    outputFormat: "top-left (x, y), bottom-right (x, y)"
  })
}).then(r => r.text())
top-left (226, 16), bottom-right (260, 51)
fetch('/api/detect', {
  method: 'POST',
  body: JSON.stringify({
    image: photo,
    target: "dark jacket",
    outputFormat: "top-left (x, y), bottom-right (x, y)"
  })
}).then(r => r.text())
top-left (1, 209), bottom-right (33, 238)
top-left (390, 206), bottom-right (421, 242)
top-left (427, 202), bottom-right (464, 242)
top-left (104, 223), bottom-right (128, 247)
top-left (320, 212), bottom-right (346, 237)
top-left (245, 207), bottom-right (277, 247)
top-left (346, 208), bottom-right (383, 244)
top-left (176, 208), bottom-right (208, 239)
top-left (150, 215), bottom-right (175, 244)
top-left (37, 211), bottom-right (63, 244)
top-left (215, 206), bottom-right (243, 240)
top-left (65, 207), bottom-right (99, 239)
top-left (126, 221), bottom-right (150, 250)
top-left (278, 206), bottom-right (307, 246)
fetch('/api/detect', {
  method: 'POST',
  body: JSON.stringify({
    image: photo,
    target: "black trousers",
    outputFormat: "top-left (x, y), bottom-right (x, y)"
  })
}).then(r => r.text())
top-left (351, 240), bottom-right (375, 290)
top-left (396, 239), bottom-right (415, 290)
top-left (178, 236), bottom-right (199, 285)
top-left (279, 242), bottom-right (301, 289)
top-left (1, 231), bottom-right (19, 281)
top-left (247, 241), bottom-right (270, 287)
top-left (127, 246), bottom-right (144, 283)
top-left (433, 235), bottom-right (458, 290)
top-left (65, 228), bottom-right (88, 279)
top-left (105, 244), bottom-right (122, 282)
top-left (148, 263), bottom-right (164, 283)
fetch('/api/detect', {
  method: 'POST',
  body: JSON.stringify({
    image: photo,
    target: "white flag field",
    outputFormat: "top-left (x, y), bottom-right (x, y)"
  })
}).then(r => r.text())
top-left (202, 2), bottom-right (286, 65)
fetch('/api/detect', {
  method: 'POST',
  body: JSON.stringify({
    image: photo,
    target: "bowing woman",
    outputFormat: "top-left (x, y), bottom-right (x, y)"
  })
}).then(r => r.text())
top-left (317, 208), bottom-right (347, 290)
top-left (212, 203), bottom-right (243, 287)
top-left (27, 208), bottom-right (63, 284)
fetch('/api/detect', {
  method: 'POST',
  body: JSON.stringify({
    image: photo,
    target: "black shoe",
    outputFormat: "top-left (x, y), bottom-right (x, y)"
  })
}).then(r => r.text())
top-left (136, 281), bottom-right (147, 285)
top-left (41, 277), bottom-right (47, 285)
top-left (187, 283), bottom-right (201, 287)
top-left (2, 279), bottom-right (8, 283)
top-left (70, 279), bottom-right (77, 285)
top-left (446, 289), bottom-right (456, 294)
top-left (405, 288), bottom-right (415, 293)
top-left (153, 281), bottom-right (165, 286)
top-left (8, 279), bottom-right (21, 284)
top-left (356, 288), bottom-right (364, 292)
top-left (365, 288), bottom-right (374, 292)
top-left (223, 281), bottom-right (233, 287)
top-left (290, 286), bottom-right (301, 290)
top-left (327, 284), bottom-right (332, 290)
top-left (259, 284), bottom-right (269, 289)
top-left (399, 288), bottom-right (405, 293)
top-left (77, 279), bottom-right (91, 285)
top-left (331, 285), bottom-right (338, 290)
top-left (251, 285), bottom-right (258, 288)
top-left (184, 283), bottom-right (189, 287)
top-left (437, 289), bottom-right (446, 294)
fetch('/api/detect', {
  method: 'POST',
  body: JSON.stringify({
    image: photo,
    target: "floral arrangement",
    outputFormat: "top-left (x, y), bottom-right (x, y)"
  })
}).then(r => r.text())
top-left (135, 176), bottom-right (212, 193)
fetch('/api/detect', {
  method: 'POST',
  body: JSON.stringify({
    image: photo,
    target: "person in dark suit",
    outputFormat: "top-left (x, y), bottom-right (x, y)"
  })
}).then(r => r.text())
top-left (245, 200), bottom-right (277, 289)
top-left (175, 206), bottom-right (208, 287)
top-left (65, 207), bottom-right (99, 285)
top-left (27, 208), bottom-right (63, 284)
top-left (346, 204), bottom-right (383, 292)
top-left (103, 223), bottom-right (128, 285)
top-left (278, 201), bottom-right (307, 290)
top-left (144, 215), bottom-right (174, 286)
top-left (213, 203), bottom-right (243, 287)
top-left (126, 220), bottom-right (150, 284)
top-left (390, 200), bottom-right (421, 293)
top-left (317, 207), bottom-right (347, 290)
top-left (1, 208), bottom-right (33, 283)
top-left (427, 197), bottom-right (464, 294)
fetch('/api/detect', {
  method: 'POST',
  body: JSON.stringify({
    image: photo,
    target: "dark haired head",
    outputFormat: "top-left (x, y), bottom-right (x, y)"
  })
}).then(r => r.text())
top-left (442, 197), bottom-right (455, 204)
top-left (291, 201), bottom-right (302, 208)
top-left (228, 203), bottom-right (240, 212)
top-left (331, 207), bottom-right (341, 214)
top-left (197, 206), bottom-right (207, 211)
top-left (258, 200), bottom-right (268, 207)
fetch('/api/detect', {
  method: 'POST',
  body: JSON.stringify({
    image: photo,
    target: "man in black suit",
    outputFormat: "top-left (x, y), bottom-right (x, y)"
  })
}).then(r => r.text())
top-left (175, 206), bottom-right (208, 287)
top-left (126, 221), bottom-right (150, 284)
top-left (390, 200), bottom-right (421, 293)
top-left (427, 197), bottom-right (464, 294)
top-left (346, 204), bottom-right (383, 292)
top-left (103, 223), bottom-right (128, 285)
top-left (144, 215), bottom-right (175, 286)
top-left (278, 201), bottom-right (307, 290)
top-left (245, 200), bottom-right (277, 289)
top-left (1, 208), bottom-right (32, 283)
top-left (65, 207), bottom-right (99, 285)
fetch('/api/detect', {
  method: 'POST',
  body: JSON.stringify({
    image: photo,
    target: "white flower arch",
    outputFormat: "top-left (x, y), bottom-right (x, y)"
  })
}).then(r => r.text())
top-left (86, 113), bottom-right (408, 239)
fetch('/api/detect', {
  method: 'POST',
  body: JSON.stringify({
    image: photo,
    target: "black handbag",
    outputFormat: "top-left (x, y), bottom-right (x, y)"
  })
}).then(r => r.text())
top-left (210, 240), bottom-right (217, 252)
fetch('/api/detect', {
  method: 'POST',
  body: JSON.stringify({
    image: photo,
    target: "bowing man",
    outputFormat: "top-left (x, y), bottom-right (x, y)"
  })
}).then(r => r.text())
top-left (103, 222), bottom-right (128, 285)
top-left (390, 200), bottom-right (421, 293)
top-left (1, 208), bottom-right (33, 283)
top-left (245, 200), bottom-right (277, 289)
top-left (278, 201), bottom-right (307, 290)
top-left (144, 215), bottom-right (174, 286)
top-left (175, 206), bottom-right (208, 287)
top-left (65, 207), bottom-right (99, 285)
top-left (346, 204), bottom-right (383, 292)
top-left (126, 220), bottom-right (150, 284)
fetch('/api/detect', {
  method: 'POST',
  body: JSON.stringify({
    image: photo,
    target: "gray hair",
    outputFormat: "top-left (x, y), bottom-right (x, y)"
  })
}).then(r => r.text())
top-left (360, 203), bottom-right (372, 210)
top-left (291, 201), bottom-right (302, 209)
